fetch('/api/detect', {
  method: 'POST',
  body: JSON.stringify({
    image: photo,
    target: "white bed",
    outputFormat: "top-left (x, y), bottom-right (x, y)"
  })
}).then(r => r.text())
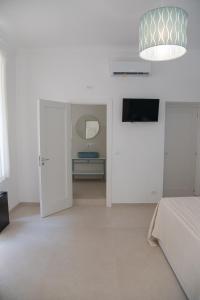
top-left (148, 197), bottom-right (200, 300)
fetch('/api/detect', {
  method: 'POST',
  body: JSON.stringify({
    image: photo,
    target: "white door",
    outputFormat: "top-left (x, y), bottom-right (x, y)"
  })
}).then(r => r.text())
top-left (163, 103), bottom-right (198, 197)
top-left (38, 100), bottom-right (72, 217)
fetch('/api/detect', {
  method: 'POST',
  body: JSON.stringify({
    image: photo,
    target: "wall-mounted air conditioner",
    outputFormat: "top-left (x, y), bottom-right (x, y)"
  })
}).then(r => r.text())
top-left (110, 60), bottom-right (151, 76)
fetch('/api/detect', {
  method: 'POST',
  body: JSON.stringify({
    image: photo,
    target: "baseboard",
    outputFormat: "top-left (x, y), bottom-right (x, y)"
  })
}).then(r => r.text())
top-left (19, 202), bottom-right (40, 207)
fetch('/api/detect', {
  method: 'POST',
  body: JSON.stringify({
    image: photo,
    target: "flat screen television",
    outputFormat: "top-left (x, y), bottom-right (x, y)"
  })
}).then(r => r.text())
top-left (122, 98), bottom-right (159, 122)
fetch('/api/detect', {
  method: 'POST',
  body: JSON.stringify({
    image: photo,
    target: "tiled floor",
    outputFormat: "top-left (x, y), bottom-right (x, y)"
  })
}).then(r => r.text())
top-left (0, 204), bottom-right (187, 300)
top-left (73, 180), bottom-right (106, 205)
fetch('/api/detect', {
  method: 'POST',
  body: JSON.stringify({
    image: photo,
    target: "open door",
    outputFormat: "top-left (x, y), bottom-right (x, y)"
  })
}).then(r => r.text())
top-left (38, 99), bottom-right (72, 217)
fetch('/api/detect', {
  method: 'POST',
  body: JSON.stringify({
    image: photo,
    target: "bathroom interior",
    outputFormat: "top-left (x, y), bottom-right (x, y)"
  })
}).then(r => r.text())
top-left (71, 104), bottom-right (107, 205)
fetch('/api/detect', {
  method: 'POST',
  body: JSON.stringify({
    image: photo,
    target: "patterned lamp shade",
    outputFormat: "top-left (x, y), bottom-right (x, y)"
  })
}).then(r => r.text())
top-left (139, 7), bottom-right (188, 61)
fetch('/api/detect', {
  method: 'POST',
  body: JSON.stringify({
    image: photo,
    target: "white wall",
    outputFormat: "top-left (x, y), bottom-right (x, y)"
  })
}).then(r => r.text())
top-left (0, 42), bottom-right (18, 210)
top-left (71, 104), bottom-right (106, 158)
top-left (15, 46), bottom-right (200, 204)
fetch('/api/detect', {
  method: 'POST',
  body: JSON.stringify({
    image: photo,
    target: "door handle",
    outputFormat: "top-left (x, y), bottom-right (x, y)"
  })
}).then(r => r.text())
top-left (41, 158), bottom-right (50, 162)
top-left (39, 156), bottom-right (50, 166)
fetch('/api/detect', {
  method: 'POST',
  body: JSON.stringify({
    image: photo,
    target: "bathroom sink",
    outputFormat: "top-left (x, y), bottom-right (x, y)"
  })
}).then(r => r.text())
top-left (78, 152), bottom-right (99, 158)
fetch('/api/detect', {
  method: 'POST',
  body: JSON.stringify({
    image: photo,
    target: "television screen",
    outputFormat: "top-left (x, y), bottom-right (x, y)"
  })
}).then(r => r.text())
top-left (122, 99), bottom-right (159, 122)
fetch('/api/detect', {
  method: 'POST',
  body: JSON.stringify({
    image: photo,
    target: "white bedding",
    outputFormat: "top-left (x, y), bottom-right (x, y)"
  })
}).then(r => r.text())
top-left (148, 197), bottom-right (200, 300)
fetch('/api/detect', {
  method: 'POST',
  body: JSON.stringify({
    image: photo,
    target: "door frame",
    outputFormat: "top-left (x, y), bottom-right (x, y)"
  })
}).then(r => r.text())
top-left (163, 101), bottom-right (200, 197)
top-left (38, 98), bottom-right (113, 208)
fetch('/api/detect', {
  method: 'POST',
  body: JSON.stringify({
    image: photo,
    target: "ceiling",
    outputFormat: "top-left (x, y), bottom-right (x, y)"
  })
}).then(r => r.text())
top-left (0, 0), bottom-right (199, 49)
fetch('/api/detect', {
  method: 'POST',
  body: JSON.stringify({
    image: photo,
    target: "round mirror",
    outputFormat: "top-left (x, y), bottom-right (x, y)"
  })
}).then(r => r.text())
top-left (76, 115), bottom-right (100, 140)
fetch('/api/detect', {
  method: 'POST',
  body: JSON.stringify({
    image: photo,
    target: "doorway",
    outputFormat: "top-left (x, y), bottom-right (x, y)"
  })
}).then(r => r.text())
top-left (38, 99), bottom-right (112, 217)
top-left (71, 104), bottom-right (106, 206)
top-left (163, 102), bottom-right (200, 197)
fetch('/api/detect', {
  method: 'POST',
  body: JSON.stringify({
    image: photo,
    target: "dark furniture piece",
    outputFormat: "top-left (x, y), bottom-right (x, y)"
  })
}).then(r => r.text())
top-left (0, 192), bottom-right (9, 232)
